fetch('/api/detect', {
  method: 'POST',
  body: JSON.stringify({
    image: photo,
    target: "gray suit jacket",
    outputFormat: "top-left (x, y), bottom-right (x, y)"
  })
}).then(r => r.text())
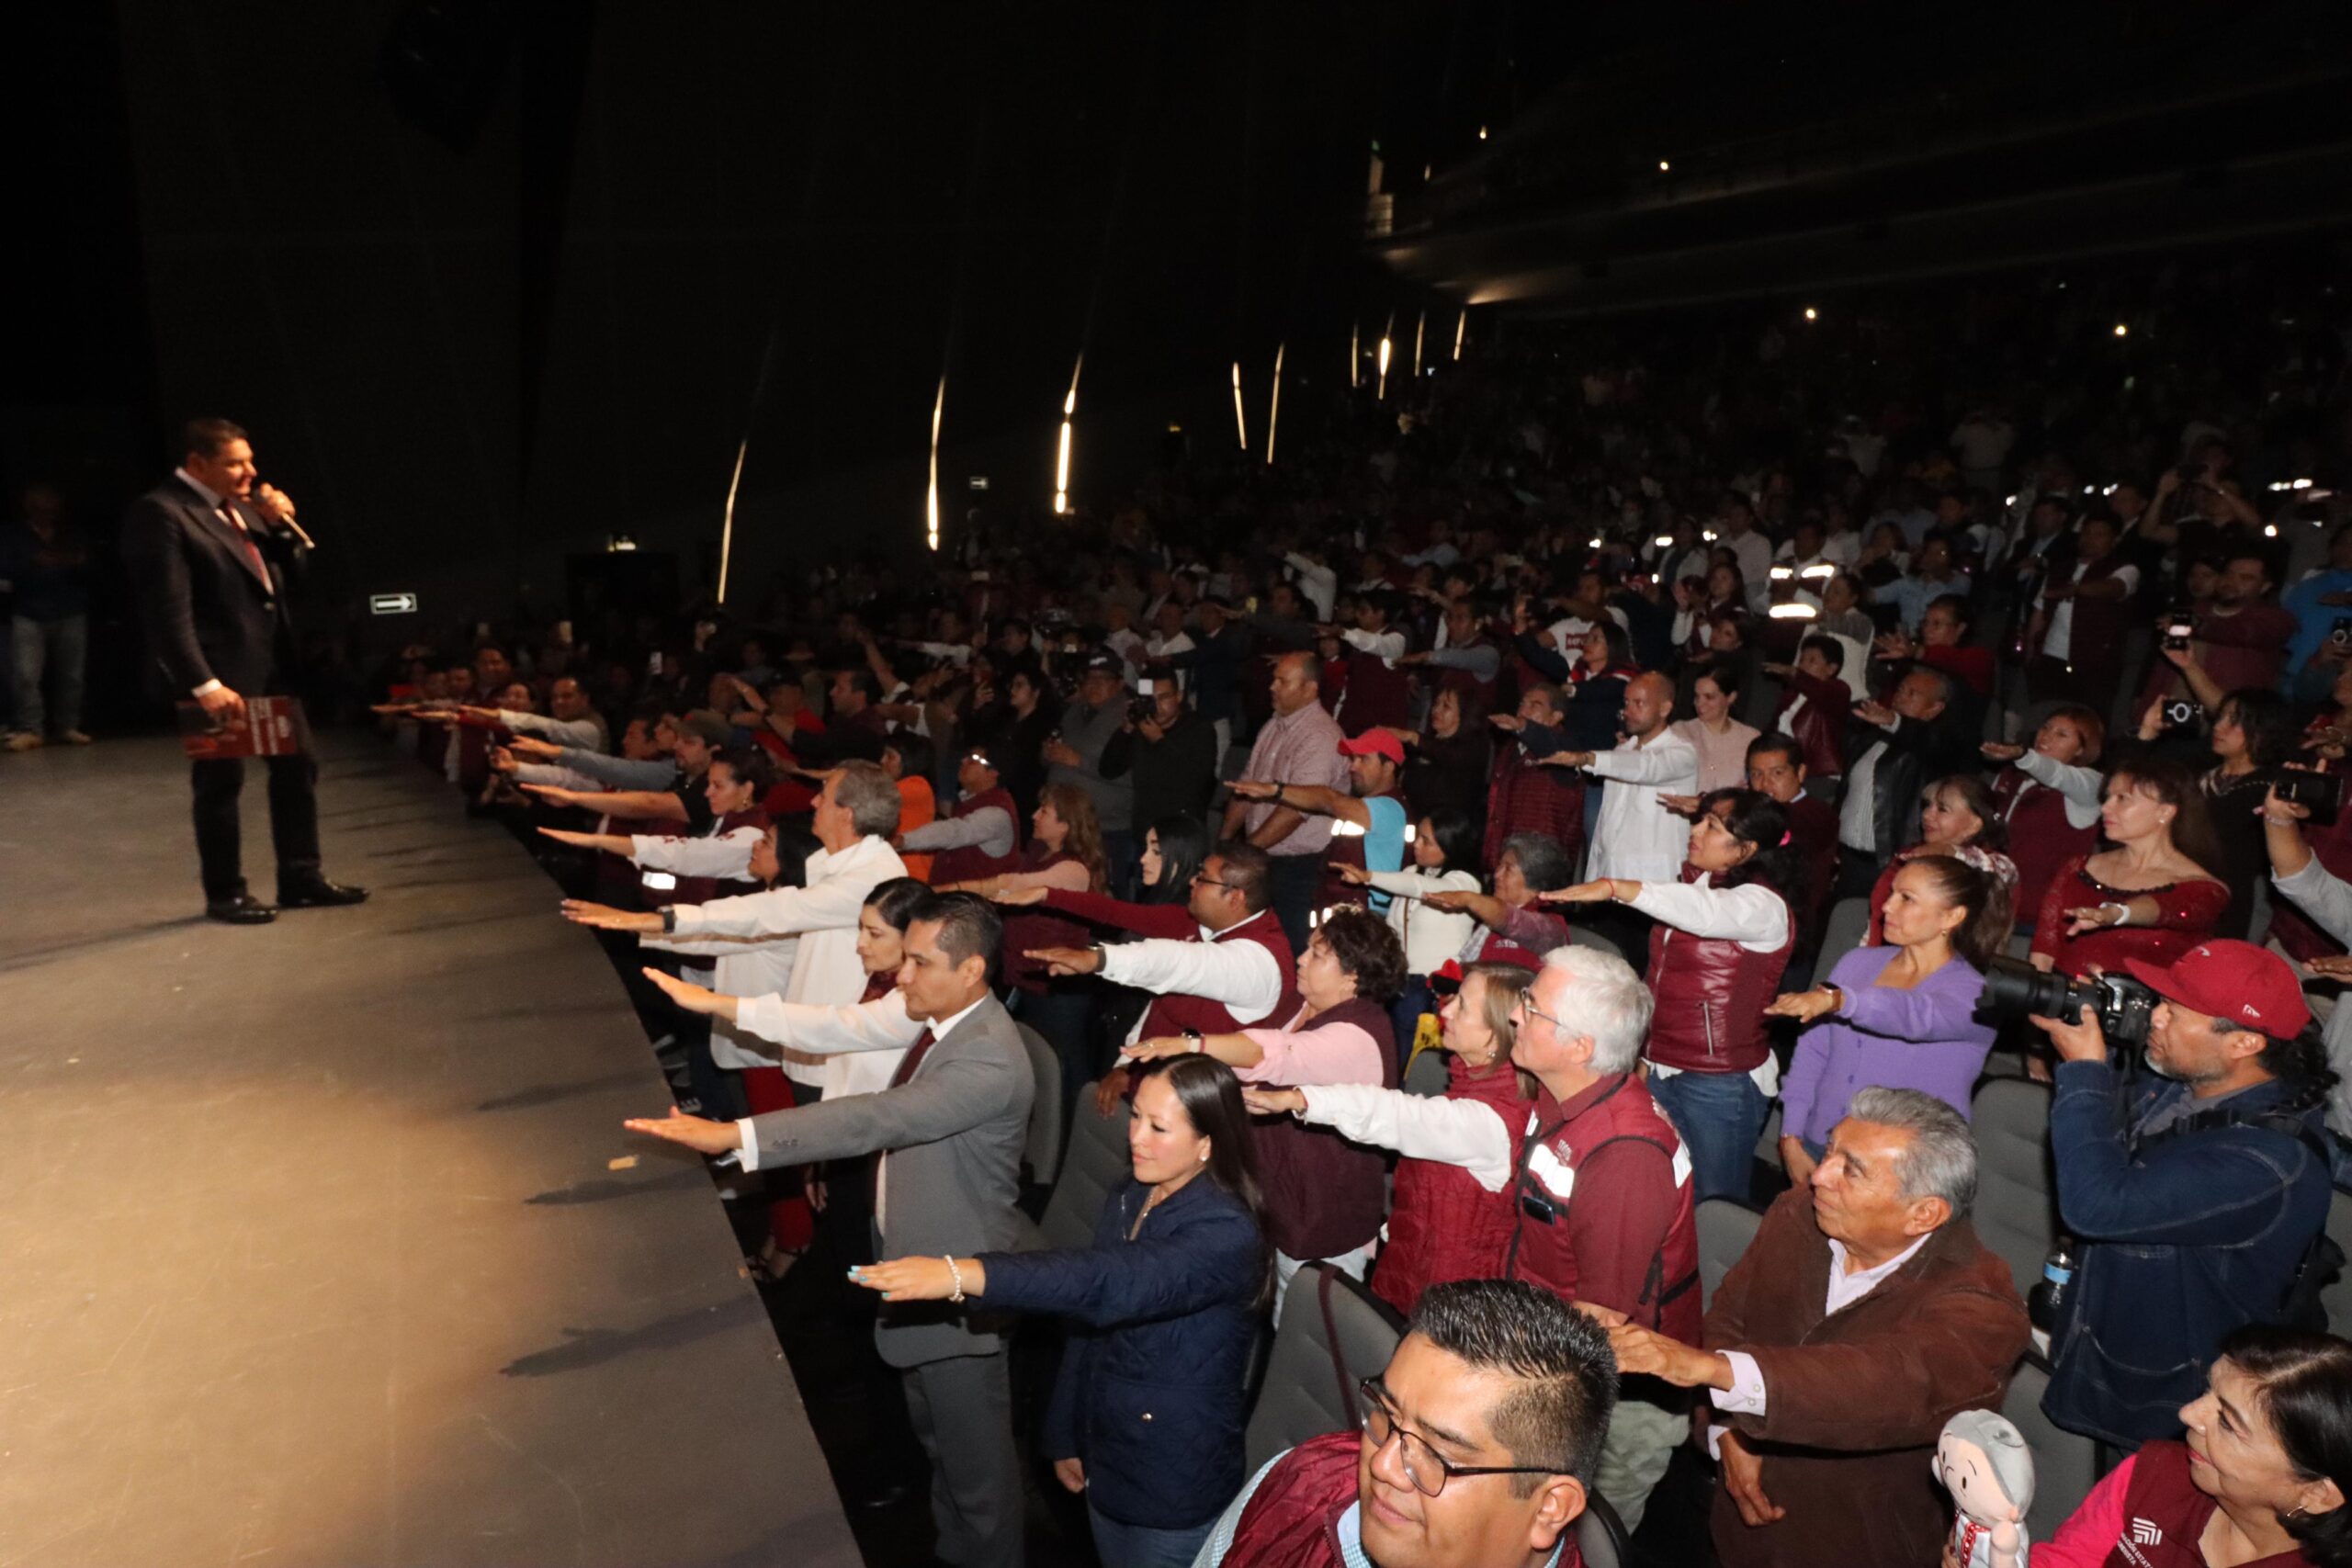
top-left (749, 991), bottom-right (1035, 1368)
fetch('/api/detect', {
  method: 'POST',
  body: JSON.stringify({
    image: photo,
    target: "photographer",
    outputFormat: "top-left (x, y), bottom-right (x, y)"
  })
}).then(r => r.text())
top-left (1099, 664), bottom-right (1218, 835)
top-left (2259, 784), bottom-right (2352, 1162)
top-left (2138, 677), bottom-right (2296, 941)
top-left (2028, 939), bottom-right (2335, 1446)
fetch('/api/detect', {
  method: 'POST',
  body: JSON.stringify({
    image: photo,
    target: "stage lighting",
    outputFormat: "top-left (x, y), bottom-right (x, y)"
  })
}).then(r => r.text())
top-left (1376, 336), bottom-right (1392, 400)
top-left (1769, 603), bottom-right (1818, 620)
top-left (1230, 363), bottom-right (1248, 450)
top-left (1267, 344), bottom-right (1284, 465)
top-left (928, 377), bottom-right (946, 548)
top-left (1477, 126), bottom-right (1488, 141)
top-left (1350, 321), bottom-right (1361, 388)
top-left (1453, 310), bottom-right (1465, 361)
top-left (2113, 323), bottom-right (2129, 337)
top-left (1053, 361), bottom-right (1080, 516)
top-left (1804, 307), bottom-right (1818, 321)
top-left (1657, 159), bottom-right (1670, 171)
top-left (1412, 310), bottom-right (1425, 378)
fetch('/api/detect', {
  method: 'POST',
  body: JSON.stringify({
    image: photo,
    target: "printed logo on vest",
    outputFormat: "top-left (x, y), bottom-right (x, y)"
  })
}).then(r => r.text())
top-left (1527, 1143), bottom-right (1577, 1201)
top-left (2129, 1517), bottom-right (2164, 1547)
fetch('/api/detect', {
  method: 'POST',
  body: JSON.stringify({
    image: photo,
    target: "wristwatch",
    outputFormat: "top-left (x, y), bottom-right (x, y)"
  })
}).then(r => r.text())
top-left (1182, 1030), bottom-right (1204, 1054)
top-left (661, 907), bottom-right (677, 934)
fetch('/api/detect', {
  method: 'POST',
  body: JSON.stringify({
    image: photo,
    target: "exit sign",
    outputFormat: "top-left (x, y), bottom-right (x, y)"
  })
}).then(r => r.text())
top-left (369, 592), bottom-right (418, 615)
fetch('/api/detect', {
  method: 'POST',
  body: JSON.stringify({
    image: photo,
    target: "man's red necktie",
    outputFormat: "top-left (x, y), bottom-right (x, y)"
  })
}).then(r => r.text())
top-left (221, 507), bottom-right (268, 583)
top-left (887, 1027), bottom-right (938, 1089)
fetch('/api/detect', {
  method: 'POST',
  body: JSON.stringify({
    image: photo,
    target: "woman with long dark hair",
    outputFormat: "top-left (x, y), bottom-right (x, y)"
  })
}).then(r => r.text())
top-left (1981, 703), bottom-right (2106, 934)
top-left (1863, 772), bottom-right (2018, 944)
top-left (1136, 813), bottom-right (1209, 907)
top-left (2030, 760), bottom-right (2231, 980)
top-left (1398, 683), bottom-right (1492, 830)
top-left (1337, 805), bottom-right (1484, 1059)
top-left (1543, 787), bottom-right (1796, 1202)
top-left (1770, 854), bottom-right (2010, 1181)
top-left (2033, 1325), bottom-right (2352, 1567)
top-left (849, 1055), bottom-right (1268, 1568)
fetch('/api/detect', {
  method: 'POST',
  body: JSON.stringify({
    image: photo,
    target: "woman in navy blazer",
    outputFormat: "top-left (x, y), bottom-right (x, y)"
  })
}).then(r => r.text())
top-left (852, 1055), bottom-right (1269, 1568)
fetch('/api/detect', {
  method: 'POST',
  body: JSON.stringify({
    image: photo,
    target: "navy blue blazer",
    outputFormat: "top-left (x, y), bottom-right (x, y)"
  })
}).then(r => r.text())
top-left (978, 1175), bottom-right (1265, 1529)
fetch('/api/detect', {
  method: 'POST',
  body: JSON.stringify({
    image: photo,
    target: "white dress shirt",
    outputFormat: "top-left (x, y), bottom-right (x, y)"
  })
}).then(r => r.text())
top-left (672, 834), bottom-right (910, 1092)
top-left (1097, 911), bottom-right (1286, 1042)
top-left (1581, 728), bottom-right (1699, 883)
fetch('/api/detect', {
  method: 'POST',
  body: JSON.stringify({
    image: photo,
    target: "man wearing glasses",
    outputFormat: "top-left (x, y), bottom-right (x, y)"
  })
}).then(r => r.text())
top-left (1193, 1279), bottom-right (1614, 1568)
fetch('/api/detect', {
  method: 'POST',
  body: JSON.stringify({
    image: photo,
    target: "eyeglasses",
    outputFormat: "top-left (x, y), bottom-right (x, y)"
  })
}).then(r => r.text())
top-left (1358, 1381), bottom-right (1562, 1497)
top-left (1516, 997), bottom-right (1571, 1034)
top-left (1191, 872), bottom-right (1237, 890)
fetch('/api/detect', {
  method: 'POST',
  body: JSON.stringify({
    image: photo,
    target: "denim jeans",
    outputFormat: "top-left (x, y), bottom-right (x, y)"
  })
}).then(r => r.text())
top-left (1087, 1503), bottom-right (1213, 1568)
top-left (1647, 1066), bottom-right (1769, 1205)
top-left (11, 614), bottom-right (85, 734)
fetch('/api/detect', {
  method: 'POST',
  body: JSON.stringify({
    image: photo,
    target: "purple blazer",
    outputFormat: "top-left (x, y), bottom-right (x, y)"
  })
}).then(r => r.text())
top-left (1780, 944), bottom-right (1995, 1147)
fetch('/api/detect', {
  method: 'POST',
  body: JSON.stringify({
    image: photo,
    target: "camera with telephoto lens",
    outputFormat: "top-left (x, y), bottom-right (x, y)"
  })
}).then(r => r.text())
top-left (1975, 957), bottom-right (2158, 1055)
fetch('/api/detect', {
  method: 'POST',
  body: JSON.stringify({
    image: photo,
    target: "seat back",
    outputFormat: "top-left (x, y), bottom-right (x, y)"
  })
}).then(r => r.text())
top-left (1754, 1099), bottom-right (1784, 1170)
top-left (1695, 1198), bottom-right (1765, 1314)
top-left (1970, 1077), bottom-right (2057, 1299)
top-left (1816, 896), bottom-right (1872, 973)
top-left (1574, 1492), bottom-right (1633, 1568)
top-left (2324, 1190), bottom-right (2352, 1338)
top-left (1567, 922), bottom-right (1624, 963)
top-left (2004, 1355), bottom-right (2098, 1545)
top-left (1403, 1045), bottom-right (1450, 1098)
top-left (1039, 1083), bottom-right (1130, 1252)
top-left (1016, 1022), bottom-right (1064, 1189)
top-left (1245, 1265), bottom-right (1406, 1472)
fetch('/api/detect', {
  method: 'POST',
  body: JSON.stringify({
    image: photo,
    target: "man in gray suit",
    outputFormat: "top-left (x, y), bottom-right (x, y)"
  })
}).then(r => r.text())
top-left (628, 893), bottom-right (1035, 1568)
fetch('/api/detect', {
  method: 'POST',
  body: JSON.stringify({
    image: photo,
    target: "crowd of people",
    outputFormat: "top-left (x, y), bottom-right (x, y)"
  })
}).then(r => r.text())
top-left (340, 266), bottom-right (2352, 1568)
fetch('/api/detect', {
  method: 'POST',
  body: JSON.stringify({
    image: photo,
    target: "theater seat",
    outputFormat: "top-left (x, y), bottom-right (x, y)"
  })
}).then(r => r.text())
top-left (1816, 896), bottom-right (1871, 974)
top-left (1576, 1492), bottom-right (1634, 1568)
top-left (1403, 1044), bottom-right (1449, 1098)
top-left (1567, 923), bottom-right (1625, 963)
top-left (1245, 1265), bottom-right (1406, 1472)
top-left (1017, 1023), bottom-right (1063, 1190)
top-left (2324, 1190), bottom-right (2352, 1338)
top-left (2004, 1354), bottom-right (2098, 1544)
top-left (1695, 1197), bottom-right (1764, 1313)
top-left (1970, 1077), bottom-right (2057, 1300)
top-left (1040, 1083), bottom-right (1130, 1252)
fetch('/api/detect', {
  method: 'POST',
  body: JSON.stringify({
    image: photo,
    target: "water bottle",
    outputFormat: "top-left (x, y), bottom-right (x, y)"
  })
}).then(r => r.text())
top-left (2029, 1240), bottom-right (2076, 1333)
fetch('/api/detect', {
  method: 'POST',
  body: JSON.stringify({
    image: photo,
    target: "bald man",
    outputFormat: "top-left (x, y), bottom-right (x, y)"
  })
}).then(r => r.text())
top-left (1544, 671), bottom-right (1697, 886)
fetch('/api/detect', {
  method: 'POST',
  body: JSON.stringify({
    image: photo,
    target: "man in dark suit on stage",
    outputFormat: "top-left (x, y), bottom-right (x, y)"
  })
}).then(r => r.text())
top-left (120, 418), bottom-right (367, 924)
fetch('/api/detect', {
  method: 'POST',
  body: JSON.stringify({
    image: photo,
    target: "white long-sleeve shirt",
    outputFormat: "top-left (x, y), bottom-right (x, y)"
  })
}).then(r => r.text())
top-left (1097, 912), bottom-right (1286, 1040)
top-left (641, 927), bottom-right (799, 1071)
top-left (1337, 626), bottom-right (1408, 661)
top-left (1283, 552), bottom-right (1338, 621)
top-left (899, 806), bottom-right (1015, 858)
top-left (672, 834), bottom-right (910, 1093)
top-left (1581, 728), bottom-right (1698, 884)
top-left (498, 708), bottom-right (608, 751)
top-left (1634, 871), bottom-right (1788, 1096)
top-left (630, 826), bottom-right (763, 881)
top-left (737, 987), bottom-right (922, 1058)
top-left (2013, 749), bottom-right (2103, 830)
top-left (1366, 867), bottom-right (1482, 976)
top-left (1296, 1081), bottom-right (1519, 1190)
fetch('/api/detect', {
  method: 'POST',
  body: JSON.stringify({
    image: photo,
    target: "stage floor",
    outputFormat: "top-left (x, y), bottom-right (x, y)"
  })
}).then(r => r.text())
top-left (0, 735), bottom-right (862, 1568)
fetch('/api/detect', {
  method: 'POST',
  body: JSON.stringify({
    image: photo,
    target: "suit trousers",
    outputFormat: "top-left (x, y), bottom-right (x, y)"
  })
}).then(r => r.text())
top-left (191, 748), bottom-right (321, 900)
top-left (901, 1349), bottom-right (1023, 1568)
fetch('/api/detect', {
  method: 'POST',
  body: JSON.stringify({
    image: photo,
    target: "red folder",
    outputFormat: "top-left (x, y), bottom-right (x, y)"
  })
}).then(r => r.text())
top-left (176, 695), bottom-right (311, 760)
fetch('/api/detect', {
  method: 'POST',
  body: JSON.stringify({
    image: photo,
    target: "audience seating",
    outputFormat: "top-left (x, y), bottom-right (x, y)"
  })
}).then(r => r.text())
top-left (2003, 1354), bottom-right (2098, 1544)
top-left (1039, 1086), bottom-right (1130, 1253)
top-left (1402, 1044), bottom-right (1449, 1098)
top-left (1245, 1264), bottom-right (1406, 1472)
top-left (1017, 1023), bottom-right (1063, 1190)
top-left (1576, 1492), bottom-right (1634, 1568)
top-left (2325, 1190), bottom-right (2352, 1339)
top-left (1971, 1077), bottom-right (2058, 1299)
top-left (1695, 1197), bottom-right (1764, 1314)
top-left (1816, 897), bottom-right (1871, 976)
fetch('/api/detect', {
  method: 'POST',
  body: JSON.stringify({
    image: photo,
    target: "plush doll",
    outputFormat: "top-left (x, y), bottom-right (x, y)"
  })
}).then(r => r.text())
top-left (1934, 1409), bottom-right (2036, 1568)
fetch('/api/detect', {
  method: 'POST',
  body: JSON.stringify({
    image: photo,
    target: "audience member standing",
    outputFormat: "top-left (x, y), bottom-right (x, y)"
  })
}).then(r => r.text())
top-left (1227, 651), bottom-right (1350, 952)
top-left (2, 484), bottom-right (92, 749)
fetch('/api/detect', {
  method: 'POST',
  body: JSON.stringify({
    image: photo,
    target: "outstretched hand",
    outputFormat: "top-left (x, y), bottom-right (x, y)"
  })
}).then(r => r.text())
top-left (560, 899), bottom-right (659, 932)
top-left (621, 1104), bottom-right (740, 1155)
top-left (641, 966), bottom-right (726, 1016)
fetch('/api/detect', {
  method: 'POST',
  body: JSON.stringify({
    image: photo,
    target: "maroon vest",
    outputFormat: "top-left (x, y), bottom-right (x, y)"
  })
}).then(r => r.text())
top-left (2100, 1442), bottom-right (2304, 1568)
top-left (1995, 769), bottom-right (2098, 931)
top-left (1504, 1075), bottom-right (1703, 1342)
top-left (1254, 997), bottom-right (1397, 1261)
top-left (931, 786), bottom-right (1020, 886)
top-left (1372, 1056), bottom-right (1530, 1315)
top-left (1139, 912), bottom-right (1299, 1041)
top-left (1340, 649), bottom-right (1413, 730)
top-left (642, 805), bottom-right (768, 908)
top-left (1001, 845), bottom-right (1091, 993)
top-left (1224, 1432), bottom-right (1361, 1568)
top-left (1643, 876), bottom-right (1793, 1074)
top-left (2052, 552), bottom-right (2132, 667)
top-left (1484, 744), bottom-right (1585, 867)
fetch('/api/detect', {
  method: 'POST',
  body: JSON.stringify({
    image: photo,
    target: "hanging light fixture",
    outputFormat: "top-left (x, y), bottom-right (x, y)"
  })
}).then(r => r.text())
top-left (1266, 343), bottom-right (1284, 466)
top-left (1052, 357), bottom-right (1080, 516)
top-left (1411, 310), bottom-right (1426, 378)
top-left (1453, 310), bottom-right (1466, 361)
top-left (1230, 361), bottom-right (1248, 450)
top-left (926, 375), bottom-right (944, 550)
top-left (1350, 321), bottom-right (1361, 389)
top-left (1376, 335), bottom-right (1392, 400)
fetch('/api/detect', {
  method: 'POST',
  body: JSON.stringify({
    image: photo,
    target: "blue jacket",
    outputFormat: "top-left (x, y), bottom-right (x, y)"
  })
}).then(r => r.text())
top-left (978, 1175), bottom-right (1265, 1529)
top-left (2044, 1060), bottom-right (2332, 1446)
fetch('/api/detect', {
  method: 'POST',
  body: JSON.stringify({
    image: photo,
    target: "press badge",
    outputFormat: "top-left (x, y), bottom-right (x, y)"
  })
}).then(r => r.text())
top-left (1526, 1144), bottom-right (1577, 1201)
top-left (641, 871), bottom-right (678, 891)
top-left (1671, 1143), bottom-right (1694, 1189)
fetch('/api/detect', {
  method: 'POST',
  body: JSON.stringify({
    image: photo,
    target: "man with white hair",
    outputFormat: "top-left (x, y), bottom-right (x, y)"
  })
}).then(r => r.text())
top-left (1243, 944), bottom-right (1699, 1531)
top-left (1602, 1086), bottom-right (2029, 1568)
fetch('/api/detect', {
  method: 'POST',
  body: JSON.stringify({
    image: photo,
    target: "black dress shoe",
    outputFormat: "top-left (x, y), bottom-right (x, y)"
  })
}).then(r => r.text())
top-left (206, 894), bottom-right (278, 925)
top-left (277, 877), bottom-right (369, 908)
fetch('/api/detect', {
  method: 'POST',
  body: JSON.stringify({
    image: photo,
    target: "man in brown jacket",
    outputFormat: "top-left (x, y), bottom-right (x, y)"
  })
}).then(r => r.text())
top-left (1600, 1086), bottom-right (2030, 1568)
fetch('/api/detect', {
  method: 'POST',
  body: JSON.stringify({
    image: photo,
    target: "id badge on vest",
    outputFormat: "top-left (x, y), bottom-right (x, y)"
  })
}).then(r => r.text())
top-left (1520, 1143), bottom-right (1575, 1224)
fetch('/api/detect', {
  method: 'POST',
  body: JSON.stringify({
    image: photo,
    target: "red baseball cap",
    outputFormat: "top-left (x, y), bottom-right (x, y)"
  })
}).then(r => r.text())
top-left (2120, 940), bottom-right (2312, 1038)
top-left (1339, 729), bottom-right (1407, 765)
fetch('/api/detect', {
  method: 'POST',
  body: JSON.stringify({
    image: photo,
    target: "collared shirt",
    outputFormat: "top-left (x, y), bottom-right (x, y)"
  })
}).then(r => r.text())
top-left (1196, 1452), bottom-right (1566, 1568)
top-left (1581, 727), bottom-right (1698, 883)
top-left (1711, 1233), bottom-right (1931, 1419)
top-left (1240, 701), bottom-right (1350, 856)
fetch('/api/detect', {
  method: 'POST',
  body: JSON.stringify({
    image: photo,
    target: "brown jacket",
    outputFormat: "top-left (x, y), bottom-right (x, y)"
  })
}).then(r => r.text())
top-left (1702, 1187), bottom-right (2030, 1568)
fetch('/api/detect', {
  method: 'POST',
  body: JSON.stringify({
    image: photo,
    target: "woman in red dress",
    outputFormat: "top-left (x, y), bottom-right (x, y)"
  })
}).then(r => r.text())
top-left (2030, 759), bottom-right (2230, 980)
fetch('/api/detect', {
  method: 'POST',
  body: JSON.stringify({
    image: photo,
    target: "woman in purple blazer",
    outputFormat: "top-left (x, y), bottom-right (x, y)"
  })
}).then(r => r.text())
top-left (1767, 853), bottom-right (2010, 1186)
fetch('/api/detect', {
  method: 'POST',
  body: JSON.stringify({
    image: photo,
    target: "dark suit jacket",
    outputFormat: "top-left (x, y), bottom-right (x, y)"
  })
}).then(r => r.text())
top-left (119, 475), bottom-right (303, 697)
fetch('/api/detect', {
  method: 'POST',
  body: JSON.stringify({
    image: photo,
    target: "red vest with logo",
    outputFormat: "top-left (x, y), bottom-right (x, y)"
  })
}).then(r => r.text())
top-left (1372, 1056), bottom-right (1531, 1315)
top-left (1340, 648), bottom-right (1413, 731)
top-left (644, 806), bottom-right (769, 908)
top-left (1484, 744), bottom-right (1585, 868)
top-left (2100, 1441), bottom-right (2304, 1568)
top-left (1643, 876), bottom-right (1793, 1074)
top-left (1225, 1430), bottom-right (1585, 1568)
top-left (931, 786), bottom-right (1020, 886)
top-left (1139, 911), bottom-right (1299, 1042)
top-left (1253, 997), bottom-right (1397, 1262)
top-left (1994, 768), bottom-right (2099, 931)
top-left (1504, 1075), bottom-right (1702, 1342)
top-left (2051, 552), bottom-right (2132, 668)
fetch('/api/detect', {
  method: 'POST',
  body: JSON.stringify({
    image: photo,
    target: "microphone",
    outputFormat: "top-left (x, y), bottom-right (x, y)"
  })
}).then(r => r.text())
top-left (251, 481), bottom-right (316, 549)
